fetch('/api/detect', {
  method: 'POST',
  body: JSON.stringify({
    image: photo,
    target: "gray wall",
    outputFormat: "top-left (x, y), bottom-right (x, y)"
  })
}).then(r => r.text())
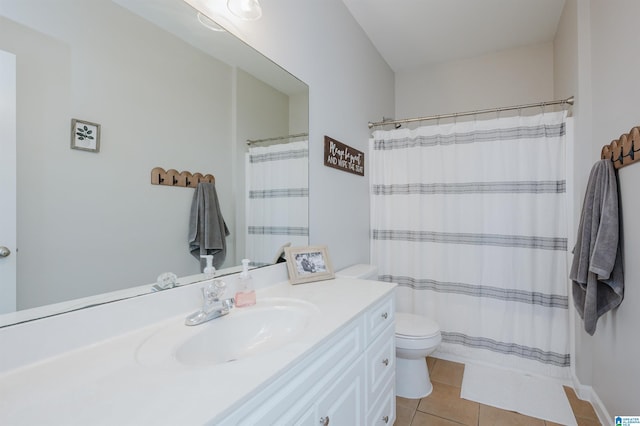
top-left (395, 42), bottom-right (555, 119)
top-left (553, 0), bottom-right (593, 390)
top-left (556, 0), bottom-right (640, 416)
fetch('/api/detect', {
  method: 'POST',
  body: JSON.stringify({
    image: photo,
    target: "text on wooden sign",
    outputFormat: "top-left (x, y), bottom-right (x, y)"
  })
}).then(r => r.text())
top-left (324, 136), bottom-right (364, 176)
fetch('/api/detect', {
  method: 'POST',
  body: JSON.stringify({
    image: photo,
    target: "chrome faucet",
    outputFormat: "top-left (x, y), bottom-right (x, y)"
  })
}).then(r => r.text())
top-left (185, 280), bottom-right (234, 326)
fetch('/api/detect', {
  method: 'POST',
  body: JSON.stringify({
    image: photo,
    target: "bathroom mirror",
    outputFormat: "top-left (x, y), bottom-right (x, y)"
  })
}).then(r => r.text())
top-left (0, 0), bottom-right (309, 326)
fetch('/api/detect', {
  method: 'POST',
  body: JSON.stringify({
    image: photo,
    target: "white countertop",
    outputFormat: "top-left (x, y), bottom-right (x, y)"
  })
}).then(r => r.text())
top-left (0, 277), bottom-right (395, 425)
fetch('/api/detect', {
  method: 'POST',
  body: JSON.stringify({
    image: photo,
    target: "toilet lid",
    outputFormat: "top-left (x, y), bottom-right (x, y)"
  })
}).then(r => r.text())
top-left (395, 312), bottom-right (440, 338)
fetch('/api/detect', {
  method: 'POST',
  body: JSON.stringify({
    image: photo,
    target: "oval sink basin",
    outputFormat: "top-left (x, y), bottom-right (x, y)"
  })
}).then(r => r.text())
top-left (136, 297), bottom-right (319, 367)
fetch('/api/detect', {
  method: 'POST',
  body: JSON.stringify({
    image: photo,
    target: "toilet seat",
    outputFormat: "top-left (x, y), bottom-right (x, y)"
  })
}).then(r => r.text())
top-left (395, 312), bottom-right (440, 338)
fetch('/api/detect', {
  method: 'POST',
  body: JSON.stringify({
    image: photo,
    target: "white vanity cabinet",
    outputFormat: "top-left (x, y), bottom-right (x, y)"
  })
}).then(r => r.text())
top-left (216, 292), bottom-right (395, 426)
top-left (0, 272), bottom-right (397, 425)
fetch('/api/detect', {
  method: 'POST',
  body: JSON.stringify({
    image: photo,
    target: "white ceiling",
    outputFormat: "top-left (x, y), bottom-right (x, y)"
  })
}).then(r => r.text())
top-left (341, 0), bottom-right (566, 72)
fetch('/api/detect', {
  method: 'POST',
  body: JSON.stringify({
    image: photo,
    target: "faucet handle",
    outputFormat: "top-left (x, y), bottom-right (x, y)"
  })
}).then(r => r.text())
top-left (202, 280), bottom-right (226, 303)
top-left (221, 298), bottom-right (235, 310)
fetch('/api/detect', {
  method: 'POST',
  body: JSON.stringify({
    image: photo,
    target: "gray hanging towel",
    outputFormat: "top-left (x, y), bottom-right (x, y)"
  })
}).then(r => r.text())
top-left (188, 182), bottom-right (230, 269)
top-left (569, 159), bottom-right (624, 335)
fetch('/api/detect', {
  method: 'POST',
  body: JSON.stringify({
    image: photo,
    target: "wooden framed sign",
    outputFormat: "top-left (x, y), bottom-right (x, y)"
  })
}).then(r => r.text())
top-left (324, 136), bottom-right (364, 176)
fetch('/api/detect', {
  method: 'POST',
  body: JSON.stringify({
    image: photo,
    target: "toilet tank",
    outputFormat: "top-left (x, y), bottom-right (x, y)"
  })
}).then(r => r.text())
top-left (336, 264), bottom-right (378, 280)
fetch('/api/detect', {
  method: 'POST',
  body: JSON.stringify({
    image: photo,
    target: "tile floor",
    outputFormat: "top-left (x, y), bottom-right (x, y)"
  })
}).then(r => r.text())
top-left (394, 357), bottom-right (602, 426)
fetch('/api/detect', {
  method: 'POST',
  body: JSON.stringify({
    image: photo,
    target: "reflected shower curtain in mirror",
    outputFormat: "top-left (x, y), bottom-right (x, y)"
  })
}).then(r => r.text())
top-left (246, 140), bottom-right (309, 266)
top-left (370, 111), bottom-right (571, 378)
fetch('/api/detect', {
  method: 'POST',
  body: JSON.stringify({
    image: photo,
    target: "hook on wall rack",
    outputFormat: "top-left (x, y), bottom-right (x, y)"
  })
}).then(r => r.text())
top-left (601, 126), bottom-right (640, 169)
top-left (150, 167), bottom-right (215, 188)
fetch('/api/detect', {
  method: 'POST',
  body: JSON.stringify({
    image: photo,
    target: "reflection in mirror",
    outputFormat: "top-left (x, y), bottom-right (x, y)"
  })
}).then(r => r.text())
top-left (0, 0), bottom-right (308, 326)
top-left (244, 133), bottom-right (309, 266)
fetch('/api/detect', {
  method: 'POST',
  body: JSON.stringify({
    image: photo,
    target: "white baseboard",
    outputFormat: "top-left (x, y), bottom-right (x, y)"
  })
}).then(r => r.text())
top-left (571, 374), bottom-right (612, 426)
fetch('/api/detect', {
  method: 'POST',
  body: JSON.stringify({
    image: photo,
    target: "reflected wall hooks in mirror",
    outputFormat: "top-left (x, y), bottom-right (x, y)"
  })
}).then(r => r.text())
top-left (151, 167), bottom-right (215, 188)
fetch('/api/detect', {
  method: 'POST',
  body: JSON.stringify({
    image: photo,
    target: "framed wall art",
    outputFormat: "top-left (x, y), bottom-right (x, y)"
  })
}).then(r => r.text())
top-left (71, 118), bottom-right (101, 153)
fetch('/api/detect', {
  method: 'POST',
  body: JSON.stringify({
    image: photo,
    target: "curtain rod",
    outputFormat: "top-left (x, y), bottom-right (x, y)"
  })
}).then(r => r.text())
top-left (368, 96), bottom-right (574, 129)
top-left (246, 132), bottom-right (308, 145)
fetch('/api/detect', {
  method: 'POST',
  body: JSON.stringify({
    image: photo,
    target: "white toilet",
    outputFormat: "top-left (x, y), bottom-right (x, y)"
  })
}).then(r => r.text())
top-left (336, 264), bottom-right (442, 399)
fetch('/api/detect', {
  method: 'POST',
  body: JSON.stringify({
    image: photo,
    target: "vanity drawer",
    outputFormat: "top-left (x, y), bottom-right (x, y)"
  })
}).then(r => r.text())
top-left (366, 323), bottom-right (395, 405)
top-left (366, 295), bottom-right (395, 343)
top-left (366, 373), bottom-right (395, 426)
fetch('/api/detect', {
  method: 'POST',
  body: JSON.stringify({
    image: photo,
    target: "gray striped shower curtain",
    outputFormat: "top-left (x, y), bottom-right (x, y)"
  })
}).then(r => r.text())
top-left (370, 111), bottom-right (571, 378)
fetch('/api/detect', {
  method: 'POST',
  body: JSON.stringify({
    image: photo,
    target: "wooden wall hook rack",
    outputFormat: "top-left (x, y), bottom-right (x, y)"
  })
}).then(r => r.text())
top-left (601, 126), bottom-right (640, 169)
top-left (150, 167), bottom-right (215, 188)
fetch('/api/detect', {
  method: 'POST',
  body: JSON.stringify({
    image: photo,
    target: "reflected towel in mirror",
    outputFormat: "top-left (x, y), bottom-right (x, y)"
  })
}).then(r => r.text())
top-left (189, 182), bottom-right (230, 269)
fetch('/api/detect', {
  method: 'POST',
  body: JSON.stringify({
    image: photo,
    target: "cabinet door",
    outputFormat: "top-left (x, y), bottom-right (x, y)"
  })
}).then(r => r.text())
top-left (315, 354), bottom-right (365, 426)
top-left (366, 374), bottom-right (395, 426)
top-left (222, 319), bottom-right (364, 426)
top-left (292, 406), bottom-right (316, 426)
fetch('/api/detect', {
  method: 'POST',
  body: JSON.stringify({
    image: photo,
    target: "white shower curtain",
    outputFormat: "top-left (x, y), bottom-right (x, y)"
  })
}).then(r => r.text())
top-left (370, 111), bottom-right (570, 378)
top-left (246, 140), bottom-right (309, 266)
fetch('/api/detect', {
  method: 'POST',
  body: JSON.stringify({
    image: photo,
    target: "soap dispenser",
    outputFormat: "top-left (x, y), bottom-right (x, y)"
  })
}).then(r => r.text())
top-left (201, 255), bottom-right (216, 279)
top-left (235, 258), bottom-right (256, 307)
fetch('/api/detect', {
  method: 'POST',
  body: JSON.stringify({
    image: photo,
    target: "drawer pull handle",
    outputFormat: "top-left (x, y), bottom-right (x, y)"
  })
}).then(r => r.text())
top-left (381, 312), bottom-right (388, 319)
top-left (382, 415), bottom-right (389, 423)
top-left (320, 416), bottom-right (330, 425)
top-left (382, 358), bottom-right (389, 366)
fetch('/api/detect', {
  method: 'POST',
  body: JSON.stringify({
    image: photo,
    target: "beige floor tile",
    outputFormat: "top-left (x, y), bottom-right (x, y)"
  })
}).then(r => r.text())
top-left (394, 402), bottom-right (416, 426)
top-left (430, 358), bottom-right (465, 388)
top-left (478, 404), bottom-right (545, 426)
top-left (397, 396), bottom-right (421, 411)
top-left (417, 381), bottom-right (479, 426)
top-left (563, 386), bottom-right (600, 421)
top-left (427, 356), bottom-right (437, 372)
top-left (575, 417), bottom-right (602, 426)
top-left (411, 411), bottom-right (465, 426)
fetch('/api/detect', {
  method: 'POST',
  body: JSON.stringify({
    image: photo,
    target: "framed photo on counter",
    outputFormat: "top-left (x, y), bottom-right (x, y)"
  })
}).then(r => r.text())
top-left (284, 245), bottom-right (334, 285)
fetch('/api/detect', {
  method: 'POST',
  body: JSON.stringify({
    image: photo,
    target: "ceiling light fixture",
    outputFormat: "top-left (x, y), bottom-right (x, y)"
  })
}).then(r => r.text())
top-left (227, 0), bottom-right (262, 21)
